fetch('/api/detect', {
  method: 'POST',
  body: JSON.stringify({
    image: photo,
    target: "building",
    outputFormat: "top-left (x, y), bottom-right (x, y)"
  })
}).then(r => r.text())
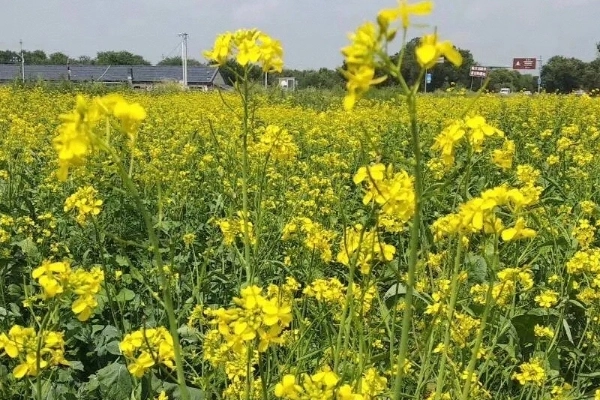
top-left (0, 64), bottom-right (227, 90)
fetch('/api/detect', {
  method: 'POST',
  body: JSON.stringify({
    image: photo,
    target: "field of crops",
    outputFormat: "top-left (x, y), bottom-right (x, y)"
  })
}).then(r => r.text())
top-left (2, 2), bottom-right (600, 399)
top-left (0, 83), bottom-right (599, 399)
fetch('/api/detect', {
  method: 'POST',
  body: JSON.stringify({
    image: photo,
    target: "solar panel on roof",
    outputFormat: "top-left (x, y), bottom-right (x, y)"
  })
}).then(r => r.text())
top-left (0, 64), bottom-right (220, 84)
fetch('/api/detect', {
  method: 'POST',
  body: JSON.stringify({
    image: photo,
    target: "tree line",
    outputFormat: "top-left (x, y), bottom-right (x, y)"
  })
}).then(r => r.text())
top-left (0, 50), bottom-right (204, 67)
top-left (2, 41), bottom-right (599, 93)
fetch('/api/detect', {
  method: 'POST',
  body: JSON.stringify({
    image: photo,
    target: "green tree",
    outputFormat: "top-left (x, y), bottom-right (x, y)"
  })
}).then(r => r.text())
top-left (0, 50), bottom-right (20, 64)
top-left (48, 52), bottom-right (69, 65)
top-left (76, 55), bottom-right (95, 65)
top-left (541, 56), bottom-right (586, 93)
top-left (95, 51), bottom-right (151, 65)
top-left (23, 50), bottom-right (48, 64)
top-left (583, 58), bottom-right (600, 90)
top-left (486, 69), bottom-right (537, 92)
top-left (157, 56), bottom-right (204, 66)
top-left (219, 59), bottom-right (262, 85)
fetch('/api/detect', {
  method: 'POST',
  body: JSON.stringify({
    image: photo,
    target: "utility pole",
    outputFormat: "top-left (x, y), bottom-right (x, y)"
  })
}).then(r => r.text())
top-left (537, 55), bottom-right (543, 94)
top-left (178, 33), bottom-right (188, 89)
top-left (20, 39), bottom-right (24, 83)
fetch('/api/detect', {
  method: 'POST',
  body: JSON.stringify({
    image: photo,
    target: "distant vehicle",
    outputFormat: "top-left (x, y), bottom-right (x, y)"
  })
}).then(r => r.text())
top-left (523, 90), bottom-right (532, 95)
top-left (574, 89), bottom-right (586, 96)
top-left (499, 88), bottom-right (511, 95)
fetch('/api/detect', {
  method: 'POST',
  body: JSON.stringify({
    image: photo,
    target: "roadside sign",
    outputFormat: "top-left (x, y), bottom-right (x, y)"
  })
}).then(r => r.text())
top-left (469, 66), bottom-right (488, 78)
top-left (513, 58), bottom-right (537, 70)
top-left (426, 73), bottom-right (432, 84)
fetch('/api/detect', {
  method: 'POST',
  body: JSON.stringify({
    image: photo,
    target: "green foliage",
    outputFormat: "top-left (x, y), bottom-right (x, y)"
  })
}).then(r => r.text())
top-left (95, 51), bottom-right (151, 66)
top-left (157, 57), bottom-right (205, 67)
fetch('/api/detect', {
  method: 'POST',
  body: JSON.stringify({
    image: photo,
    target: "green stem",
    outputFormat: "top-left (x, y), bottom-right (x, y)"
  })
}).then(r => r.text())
top-left (101, 140), bottom-right (190, 400)
top-left (392, 88), bottom-right (424, 399)
top-left (240, 67), bottom-right (253, 284)
top-left (35, 305), bottom-right (54, 400)
top-left (459, 236), bottom-right (499, 400)
top-left (433, 242), bottom-right (463, 399)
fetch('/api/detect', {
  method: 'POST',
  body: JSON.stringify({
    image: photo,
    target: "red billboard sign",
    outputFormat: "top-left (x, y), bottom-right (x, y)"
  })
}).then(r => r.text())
top-left (513, 58), bottom-right (537, 70)
top-left (470, 66), bottom-right (488, 78)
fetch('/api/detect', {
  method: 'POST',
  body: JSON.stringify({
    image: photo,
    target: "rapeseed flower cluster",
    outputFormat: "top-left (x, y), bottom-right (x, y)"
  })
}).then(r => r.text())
top-left (203, 29), bottom-right (284, 72)
top-left (0, 326), bottom-right (69, 379)
top-left (282, 217), bottom-right (336, 262)
top-left (53, 94), bottom-right (146, 180)
top-left (203, 285), bottom-right (293, 355)
top-left (353, 163), bottom-right (415, 232)
top-left (432, 184), bottom-right (538, 242)
top-left (119, 327), bottom-right (175, 378)
top-left (275, 367), bottom-right (387, 400)
top-left (336, 224), bottom-right (396, 274)
top-left (32, 260), bottom-right (104, 321)
top-left (64, 185), bottom-right (103, 225)
top-left (215, 211), bottom-right (257, 246)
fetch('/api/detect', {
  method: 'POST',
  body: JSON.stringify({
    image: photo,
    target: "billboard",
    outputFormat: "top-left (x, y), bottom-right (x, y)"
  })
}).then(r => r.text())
top-left (513, 58), bottom-right (537, 70)
top-left (469, 66), bottom-right (488, 78)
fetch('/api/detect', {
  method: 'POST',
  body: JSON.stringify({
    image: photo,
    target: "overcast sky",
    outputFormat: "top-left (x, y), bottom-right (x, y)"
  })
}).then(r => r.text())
top-left (0, 0), bottom-right (598, 70)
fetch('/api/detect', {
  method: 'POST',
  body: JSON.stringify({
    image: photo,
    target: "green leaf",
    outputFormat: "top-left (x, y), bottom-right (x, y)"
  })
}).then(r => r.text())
top-left (465, 253), bottom-right (487, 283)
top-left (105, 340), bottom-right (122, 356)
top-left (115, 255), bottom-right (129, 267)
top-left (162, 382), bottom-right (205, 400)
top-left (562, 319), bottom-right (574, 344)
top-left (15, 237), bottom-right (39, 259)
top-left (384, 283), bottom-right (406, 300)
top-left (115, 288), bottom-right (136, 303)
top-left (96, 362), bottom-right (133, 400)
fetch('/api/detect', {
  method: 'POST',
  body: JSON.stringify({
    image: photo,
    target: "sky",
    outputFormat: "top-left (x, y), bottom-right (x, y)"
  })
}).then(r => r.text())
top-left (0, 0), bottom-right (598, 70)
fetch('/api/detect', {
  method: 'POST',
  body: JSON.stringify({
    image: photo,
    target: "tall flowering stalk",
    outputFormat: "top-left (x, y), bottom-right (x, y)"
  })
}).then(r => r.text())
top-left (53, 94), bottom-right (191, 400)
top-left (204, 29), bottom-right (284, 285)
top-left (340, 2), bottom-right (463, 398)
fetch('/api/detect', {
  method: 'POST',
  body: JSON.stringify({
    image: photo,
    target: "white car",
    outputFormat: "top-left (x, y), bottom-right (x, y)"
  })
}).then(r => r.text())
top-left (499, 88), bottom-right (511, 95)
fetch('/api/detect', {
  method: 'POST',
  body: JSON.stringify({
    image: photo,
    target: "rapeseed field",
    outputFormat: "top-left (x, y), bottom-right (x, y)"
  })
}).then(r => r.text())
top-left (1, 2), bottom-right (600, 399)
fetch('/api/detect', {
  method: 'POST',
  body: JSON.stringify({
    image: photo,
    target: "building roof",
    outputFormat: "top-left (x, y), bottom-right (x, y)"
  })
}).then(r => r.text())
top-left (0, 64), bottom-right (220, 84)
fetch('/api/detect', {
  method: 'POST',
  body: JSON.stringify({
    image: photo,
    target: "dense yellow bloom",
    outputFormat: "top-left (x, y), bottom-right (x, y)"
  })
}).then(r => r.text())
top-left (431, 120), bottom-right (465, 166)
top-left (64, 185), bottom-right (103, 225)
top-left (204, 29), bottom-right (284, 72)
top-left (501, 217), bottom-right (536, 241)
top-left (534, 324), bottom-right (554, 339)
top-left (341, 22), bottom-right (386, 110)
top-left (492, 139), bottom-right (515, 170)
top-left (215, 211), bottom-right (256, 246)
top-left (32, 260), bottom-right (71, 298)
top-left (336, 224), bottom-right (396, 274)
top-left (465, 115), bottom-right (504, 152)
top-left (67, 267), bottom-right (104, 321)
top-left (53, 94), bottom-right (147, 180)
top-left (0, 325), bottom-right (68, 379)
top-left (120, 327), bottom-right (175, 378)
top-left (353, 163), bottom-right (415, 230)
top-left (274, 369), bottom-right (341, 399)
top-left (203, 284), bottom-right (292, 356)
top-left (53, 95), bottom-right (98, 181)
top-left (512, 358), bottom-right (546, 386)
top-left (535, 289), bottom-right (559, 308)
top-left (282, 217), bottom-right (336, 262)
